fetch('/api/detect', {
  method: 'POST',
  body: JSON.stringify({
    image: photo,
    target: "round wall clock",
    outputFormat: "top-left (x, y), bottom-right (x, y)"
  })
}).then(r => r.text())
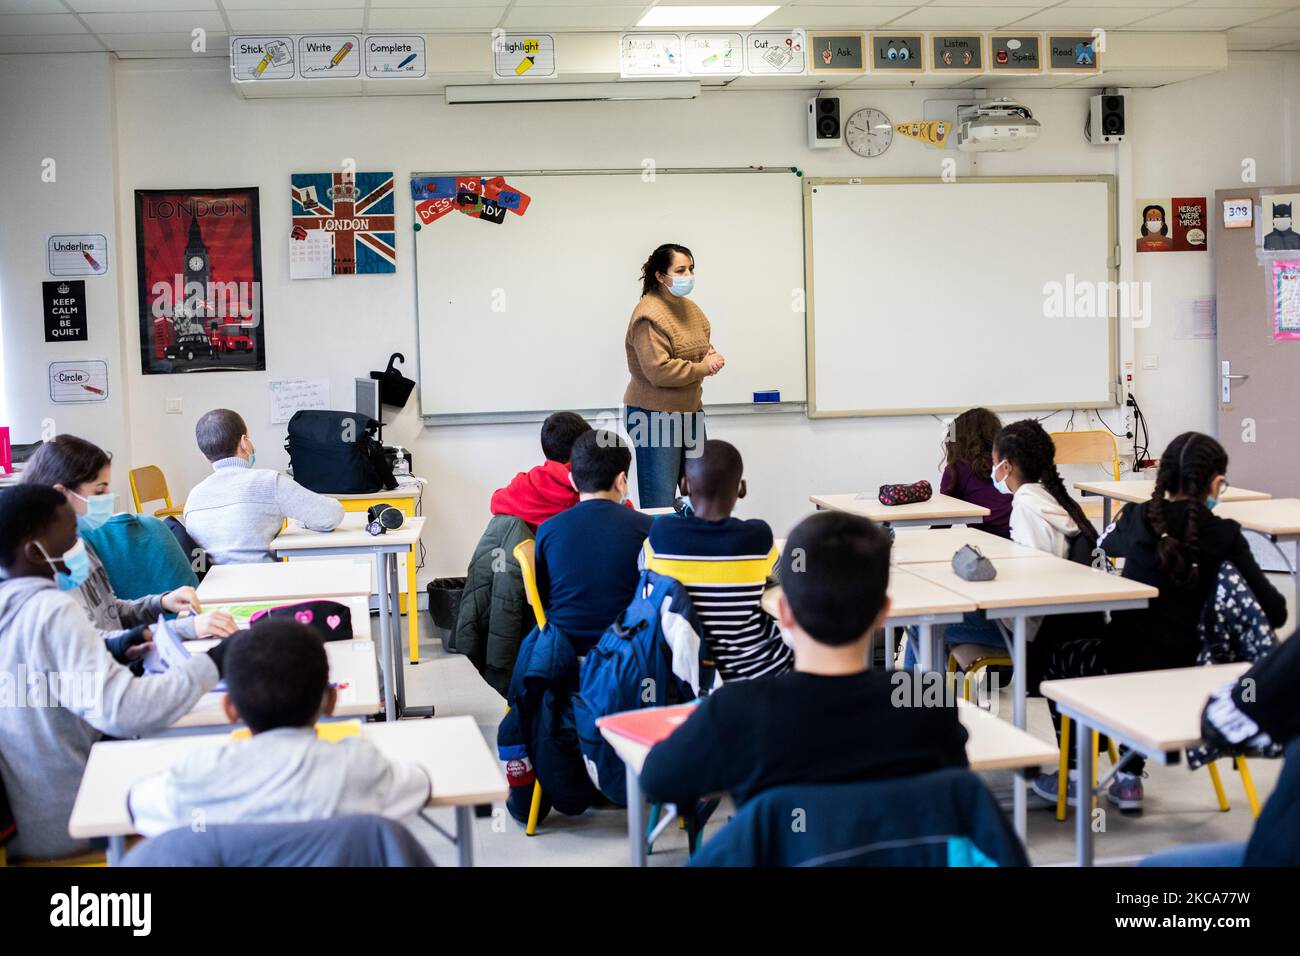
top-left (845, 107), bottom-right (893, 158)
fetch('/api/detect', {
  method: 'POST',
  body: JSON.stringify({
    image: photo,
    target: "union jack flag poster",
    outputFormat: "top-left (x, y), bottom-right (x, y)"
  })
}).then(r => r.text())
top-left (291, 171), bottom-right (396, 275)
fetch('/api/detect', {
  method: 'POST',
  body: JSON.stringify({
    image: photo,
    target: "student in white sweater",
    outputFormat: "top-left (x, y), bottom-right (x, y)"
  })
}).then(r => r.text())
top-left (0, 486), bottom-right (222, 860)
top-left (990, 420), bottom-right (1096, 560)
top-left (128, 621), bottom-right (430, 836)
top-left (183, 408), bottom-right (344, 565)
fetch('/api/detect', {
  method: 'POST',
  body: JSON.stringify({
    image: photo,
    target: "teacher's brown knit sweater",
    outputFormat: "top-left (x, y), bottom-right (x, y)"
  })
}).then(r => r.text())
top-left (622, 292), bottom-right (712, 413)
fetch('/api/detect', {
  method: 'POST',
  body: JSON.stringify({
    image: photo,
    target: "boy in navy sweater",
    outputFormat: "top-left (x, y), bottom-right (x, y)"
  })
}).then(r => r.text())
top-left (640, 511), bottom-right (969, 810)
top-left (533, 430), bottom-right (654, 654)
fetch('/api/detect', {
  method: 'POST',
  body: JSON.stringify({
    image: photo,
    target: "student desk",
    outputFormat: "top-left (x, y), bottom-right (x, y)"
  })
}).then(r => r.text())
top-left (1041, 663), bottom-right (1250, 866)
top-left (1213, 498), bottom-right (1300, 613)
top-left (68, 715), bottom-right (506, 867)
top-left (599, 699), bottom-right (1058, 868)
top-left (905, 556), bottom-right (1156, 838)
top-left (272, 514), bottom-right (429, 722)
top-left (640, 506), bottom-right (677, 516)
top-left (890, 527), bottom-right (1041, 565)
top-left (328, 477), bottom-right (425, 666)
top-left (762, 567), bottom-right (977, 672)
top-left (196, 559), bottom-right (372, 604)
top-left (168, 596), bottom-right (381, 734)
top-left (810, 493), bottom-right (990, 529)
top-left (1074, 479), bottom-right (1271, 527)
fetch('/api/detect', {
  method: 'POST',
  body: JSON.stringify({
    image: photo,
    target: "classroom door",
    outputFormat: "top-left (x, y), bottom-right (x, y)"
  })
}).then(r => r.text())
top-left (1213, 186), bottom-right (1300, 492)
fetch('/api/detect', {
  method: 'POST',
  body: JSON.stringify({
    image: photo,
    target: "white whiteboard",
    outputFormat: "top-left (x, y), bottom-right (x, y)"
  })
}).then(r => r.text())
top-left (807, 177), bottom-right (1117, 416)
top-left (415, 170), bottom-right (806, 418)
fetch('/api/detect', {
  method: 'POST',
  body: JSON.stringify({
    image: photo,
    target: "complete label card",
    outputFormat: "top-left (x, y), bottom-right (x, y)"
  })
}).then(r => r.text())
top-left (364, 35), bottom-right (426, 78)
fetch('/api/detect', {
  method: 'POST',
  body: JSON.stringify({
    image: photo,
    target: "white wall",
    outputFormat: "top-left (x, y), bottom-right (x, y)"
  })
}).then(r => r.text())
top-left (0, 54), bottom-right (130, 490)
top-left (4, 51), bottom-right (1298, 580)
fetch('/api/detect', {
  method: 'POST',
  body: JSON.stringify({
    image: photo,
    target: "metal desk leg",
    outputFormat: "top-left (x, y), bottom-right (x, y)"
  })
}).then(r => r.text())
top-left (918, 622), bottom-right (933, 672)
top-left (374, 552), bottom-right (396, 721)
top-left (407, 543), bottom-right (420, 665)
top-left (1102, 497), bottom-right (1111, 528)
top-left (1012, 615), bottom-right (1028, 840)
top-left (626, 767), bottom-right (647, 867)
top-left (389, 553), bottom-right (406, 713)
top-left (1076, 718), bottom-right (1096, 866)
top-left (108, 835), bottom-right (124, 866)
top-left (455, 805), bottom-right (475, 867)
top-left (883, 627), bottom-right (894, 672)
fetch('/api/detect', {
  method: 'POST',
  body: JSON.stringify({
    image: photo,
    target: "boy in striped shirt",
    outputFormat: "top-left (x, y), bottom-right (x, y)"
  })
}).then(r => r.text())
top-left (642, 439), bottom-right (792, 681)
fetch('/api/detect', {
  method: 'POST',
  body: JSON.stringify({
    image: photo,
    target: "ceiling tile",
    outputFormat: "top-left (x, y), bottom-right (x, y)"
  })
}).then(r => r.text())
top-left (0, 32), bottom-right (103, 50)
top-left (0, 12), bottom-right (88, 33)
top-left (1237, 8), bottom-right (1300, 28)
top-left (1226, 25), bottom-right (1300, 48)
top-left (504, 6), bottom-right (647, 30)
top-left (1125, 7), bottom-right (1286, 30)
top-left (66, 0), bottom-right (217, 12)
top-left (225, 9), bottom-right (366, 32)
top-left (1007, 7), bottom-right (1168, 29)
top-left (98, 30), bottom-right (228, 51)
top-left (752, 6), bottom-right (914, 27)
top-left (80, 11), bottom-right (226, 33)
top-left (0, 0), bottom-right (68, 14)
top-left (222, 0), bottom-right (360, 7)
top-left (367, 7), bottom-right (505, 30)
top-left (884, 6), bottom-right (1040, 28)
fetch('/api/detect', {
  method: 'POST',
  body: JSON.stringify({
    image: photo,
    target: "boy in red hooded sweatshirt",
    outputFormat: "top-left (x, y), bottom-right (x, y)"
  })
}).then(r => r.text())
top-left (490, 412), bottom-right (592, 528)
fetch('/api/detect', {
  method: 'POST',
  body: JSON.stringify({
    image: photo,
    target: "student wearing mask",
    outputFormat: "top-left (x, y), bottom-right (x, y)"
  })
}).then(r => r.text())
top-left (0, 485), bottom-right (226, 860)
top-left (23, 435), bottom-right (236, 661)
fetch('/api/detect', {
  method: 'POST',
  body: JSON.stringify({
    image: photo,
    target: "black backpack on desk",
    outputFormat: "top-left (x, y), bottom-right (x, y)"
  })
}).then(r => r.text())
top-left (285, 410), bottom-right (397, 494)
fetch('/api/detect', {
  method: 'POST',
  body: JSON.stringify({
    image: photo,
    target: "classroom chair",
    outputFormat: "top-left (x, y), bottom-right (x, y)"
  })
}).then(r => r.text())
top-left (691, 771), bottom-right (1027, 867)
top-left (1050, 430), bottom-right (1120, 522)
top-left (129, 464), bottom-right (184, 518)
top-left (1055, 714), bottom-right (1260, 822)
top-left (948, 646), bottom-right (1012, 703)
top-left (512, 539), bottom-right (547, 838)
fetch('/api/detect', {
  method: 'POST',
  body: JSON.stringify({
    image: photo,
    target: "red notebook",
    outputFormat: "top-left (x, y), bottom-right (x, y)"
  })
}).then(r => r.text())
top-left (597, 703), bottom-right (698, 747)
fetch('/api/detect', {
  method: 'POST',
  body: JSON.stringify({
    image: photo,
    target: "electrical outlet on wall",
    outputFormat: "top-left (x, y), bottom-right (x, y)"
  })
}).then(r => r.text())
top-left (165, 398), bottom-right (182, 414)
top-left (1141, 354), bottom-right (1158, 370)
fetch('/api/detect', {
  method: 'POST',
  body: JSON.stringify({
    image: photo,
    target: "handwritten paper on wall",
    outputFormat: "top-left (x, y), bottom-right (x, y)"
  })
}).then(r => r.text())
top-left (269, 378), bottom-right (331, 424)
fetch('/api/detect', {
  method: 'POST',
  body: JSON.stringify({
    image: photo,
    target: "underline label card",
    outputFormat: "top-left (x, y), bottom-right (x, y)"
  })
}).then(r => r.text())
top-left (48, 234), bottom-right (108, 277)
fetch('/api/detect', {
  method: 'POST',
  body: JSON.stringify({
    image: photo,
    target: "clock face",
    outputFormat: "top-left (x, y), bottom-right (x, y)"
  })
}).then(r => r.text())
top-left (845, 107), bottom-right (893, 158)
top-left (188, 255), bottom-right (204, 272)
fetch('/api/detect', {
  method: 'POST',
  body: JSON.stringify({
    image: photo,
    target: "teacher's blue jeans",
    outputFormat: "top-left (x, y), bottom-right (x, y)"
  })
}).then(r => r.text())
top-left (624, 405), bottom-right (707, 508)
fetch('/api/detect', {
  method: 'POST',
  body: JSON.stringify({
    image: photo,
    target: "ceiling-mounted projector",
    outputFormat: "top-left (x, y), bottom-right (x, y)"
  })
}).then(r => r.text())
top-left (955, 98), bottom-right (1041, 152)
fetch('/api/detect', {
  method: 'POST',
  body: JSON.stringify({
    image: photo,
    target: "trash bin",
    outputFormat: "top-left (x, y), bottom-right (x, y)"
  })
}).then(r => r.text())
top-left (427, 577), bottom-right (466, 652)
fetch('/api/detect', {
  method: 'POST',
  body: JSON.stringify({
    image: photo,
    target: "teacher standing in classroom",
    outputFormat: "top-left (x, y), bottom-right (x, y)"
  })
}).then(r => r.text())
top-left (623, 243), bottom-right (725, 508)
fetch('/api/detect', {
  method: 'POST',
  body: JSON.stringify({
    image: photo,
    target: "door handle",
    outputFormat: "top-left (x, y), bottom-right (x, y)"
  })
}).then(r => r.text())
top-left (1221, 361), bottom-right (1248, 403)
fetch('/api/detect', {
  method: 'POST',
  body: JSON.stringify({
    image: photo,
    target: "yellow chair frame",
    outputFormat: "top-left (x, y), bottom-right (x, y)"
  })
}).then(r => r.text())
top-left (128, 464), bottom-right (184, 519)
top-left (512, 539), bottom-right (547, 837)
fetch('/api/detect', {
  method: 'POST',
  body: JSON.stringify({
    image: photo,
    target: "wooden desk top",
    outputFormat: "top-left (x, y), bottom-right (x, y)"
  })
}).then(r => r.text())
top-left (904, 554), bottom-right (1158, 611)
top-left (273, 512), bottom-right (427, 551)
top-left (68, 716), bottom-right (507, 839)
top-left (174, 596), bottom-right (380, 729)
top-left (1041, 664), bottom-right (1249, 754)
top-left (762, 567), bottom-right (975, 621)
top-left (810, 493), bottom-right (990, 524)
top-left (196, 559), bottom-right (372, 603)
top-left (1212, 498), bottom-right (1300, 536)
top-left (1074, 479), bottom-right (1271, 505)
top-left (329, 477), bottom-right (425, 501)
top-left (890, 526), bottom-right (1040, 564)
top-left (598, 699), bottom-right (1055, 777)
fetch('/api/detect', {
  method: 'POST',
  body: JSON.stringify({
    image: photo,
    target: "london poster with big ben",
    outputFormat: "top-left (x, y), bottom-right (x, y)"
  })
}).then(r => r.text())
top-left (134, 187), bottom-right (266, 374)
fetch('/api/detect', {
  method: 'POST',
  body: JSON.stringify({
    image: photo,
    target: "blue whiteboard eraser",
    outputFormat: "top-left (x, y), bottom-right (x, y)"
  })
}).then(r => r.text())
top-left (753, 389), bottom-right (781, 404)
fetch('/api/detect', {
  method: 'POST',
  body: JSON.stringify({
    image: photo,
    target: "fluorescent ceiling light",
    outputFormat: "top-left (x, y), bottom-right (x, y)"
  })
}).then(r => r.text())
top-left (637, 5), bottom-right (780, 28)
top-left (446, 81), bottom-right (701, 104)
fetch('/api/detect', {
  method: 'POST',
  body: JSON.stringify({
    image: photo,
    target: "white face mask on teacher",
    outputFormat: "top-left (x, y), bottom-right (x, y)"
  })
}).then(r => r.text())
top-left (663, 274), bottom-right (695, 297)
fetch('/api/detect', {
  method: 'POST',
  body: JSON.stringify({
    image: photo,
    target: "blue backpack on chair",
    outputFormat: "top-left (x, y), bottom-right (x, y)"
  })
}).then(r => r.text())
top-left (574, 570), bottom-right (712, 803)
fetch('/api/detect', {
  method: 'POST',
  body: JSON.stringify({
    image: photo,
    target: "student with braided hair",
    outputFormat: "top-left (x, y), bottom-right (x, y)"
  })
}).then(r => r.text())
top-left (904, 419), bottom-right (1095, 668)
top-left (1033, 431), bottom-right (1287, 812)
